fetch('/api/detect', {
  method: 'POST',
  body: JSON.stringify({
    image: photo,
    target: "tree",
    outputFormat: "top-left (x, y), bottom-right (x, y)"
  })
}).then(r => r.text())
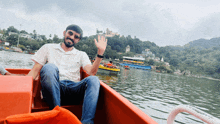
top-left (96, 29), bottom-right (103, 34)
top-left (33, 30), bottom-right (37, 39)
top-left (169, 58), bottom-right (179, 67)
top-left (29, 40), bottom-right (40, 50)
top-left (53, 34), bottom-right (60, 43)
top-left (6, 34), bottom-right (18, 46)
top-left (18, 44), bottom-right (26, 51)
top-left (20, 30), bottom-right (28, 34)
top-left (40, 35), bottom-right (47, 41)
top-left (148, 59), bottom-right (155, 65)
top-left (7, 26), bottom-right (19, 34)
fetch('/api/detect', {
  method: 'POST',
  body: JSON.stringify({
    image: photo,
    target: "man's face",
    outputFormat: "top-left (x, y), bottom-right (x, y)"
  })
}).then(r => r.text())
top-left (63, 30), bottom-right (81, 48)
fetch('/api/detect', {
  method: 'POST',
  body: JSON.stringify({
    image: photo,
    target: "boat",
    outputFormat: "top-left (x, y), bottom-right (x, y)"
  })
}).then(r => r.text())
top-left (124, 65), bottom-right (130, 69)
top-left (121, 56), bottom-right (151, 70)
top-left (98, 65), bottom-right (120, 72)
top-left (98, 65), bottom-right (120, 75)
top-left (1, 69), bottom-right (219, 124)
top-left (120, 63), bottom-right (151, 70)
top-left (0, 68), bottom-right (157, 124)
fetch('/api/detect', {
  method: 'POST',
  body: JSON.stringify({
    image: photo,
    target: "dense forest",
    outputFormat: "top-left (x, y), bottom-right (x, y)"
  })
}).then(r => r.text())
top-left (1, 26), bottom-right (220, 79)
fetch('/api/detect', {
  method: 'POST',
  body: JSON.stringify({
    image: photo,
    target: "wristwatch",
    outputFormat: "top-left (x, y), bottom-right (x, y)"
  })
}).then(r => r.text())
top-left (97, 54), bottom-right (104, 58)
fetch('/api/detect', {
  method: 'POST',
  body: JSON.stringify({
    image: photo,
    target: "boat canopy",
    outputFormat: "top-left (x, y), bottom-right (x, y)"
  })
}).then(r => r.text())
top-left (123, 56), bottom-right (145, 61)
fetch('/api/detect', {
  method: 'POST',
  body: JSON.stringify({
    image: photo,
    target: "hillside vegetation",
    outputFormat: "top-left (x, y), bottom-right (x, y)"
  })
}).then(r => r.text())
top-left (1, 26), bottom-right (220, 79)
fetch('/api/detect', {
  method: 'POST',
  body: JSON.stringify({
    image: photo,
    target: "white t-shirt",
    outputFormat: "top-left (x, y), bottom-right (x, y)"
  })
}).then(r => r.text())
top-left (31, 43), bottom-right (91, 82)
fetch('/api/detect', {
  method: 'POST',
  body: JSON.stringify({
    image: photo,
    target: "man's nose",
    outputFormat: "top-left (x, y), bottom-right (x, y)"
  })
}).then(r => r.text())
top-left (69, 35), bottom-right (75, 40)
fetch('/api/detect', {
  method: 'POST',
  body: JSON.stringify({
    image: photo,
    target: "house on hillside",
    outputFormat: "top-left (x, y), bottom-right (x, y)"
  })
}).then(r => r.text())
top-left (96, 28), bottom-right (120, 37)
top-left (161, 57), bottom-right (164, 62)
top-left (125, 45), bottom-right (130, 53)
top-left (8, 32), bottom-right (18, 36)
top-left (20, 34), bottom-right (32, 39)
top-left (8, 32), bottom-right (43, 41)
top-left (105, 28), bottom-right (119, 37)
top-left (142, 49), bottom-right (155, 58)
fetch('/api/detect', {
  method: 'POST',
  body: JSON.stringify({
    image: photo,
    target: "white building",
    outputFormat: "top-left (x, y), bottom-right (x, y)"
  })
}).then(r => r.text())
top-left (161, 57), bottom-right (164, 62)
top-left (8, 32), bottom-right (18, 36)
top-left (125, 45), bottom-right (130, 53)
top-left (20, 34), bottom-right (32, 39)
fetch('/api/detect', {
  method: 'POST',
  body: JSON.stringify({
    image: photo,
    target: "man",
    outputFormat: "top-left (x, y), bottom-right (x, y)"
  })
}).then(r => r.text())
top-left (0, 65), bottom-right (11, 75)
top-left (0, 65), bottom-right (25, 75)
top-left (27, 24), bottom-right (107, 124)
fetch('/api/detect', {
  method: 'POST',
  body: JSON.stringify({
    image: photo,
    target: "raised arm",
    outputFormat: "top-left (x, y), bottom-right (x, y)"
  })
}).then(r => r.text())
top-left (27, 62), bottom-right (43, 80)
top-left (84, 35), bottom-right (107, 75)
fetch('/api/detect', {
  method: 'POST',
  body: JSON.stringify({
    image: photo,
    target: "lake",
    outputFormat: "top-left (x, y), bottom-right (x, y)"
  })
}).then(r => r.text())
top-left (1, 51), bottom-right (220, 124)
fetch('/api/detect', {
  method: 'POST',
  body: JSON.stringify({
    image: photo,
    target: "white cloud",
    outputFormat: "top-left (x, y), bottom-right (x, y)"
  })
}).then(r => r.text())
top-left (7, 4), bottom-right (60, 24)
top-left (152, 2), bottom-right (220, 30)
top-left (1, 0), bottom-right (220, 46)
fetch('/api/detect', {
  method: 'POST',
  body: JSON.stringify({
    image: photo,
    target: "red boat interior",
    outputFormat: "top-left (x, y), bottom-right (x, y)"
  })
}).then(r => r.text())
top-left (0, 68), bottom-right (157, 124)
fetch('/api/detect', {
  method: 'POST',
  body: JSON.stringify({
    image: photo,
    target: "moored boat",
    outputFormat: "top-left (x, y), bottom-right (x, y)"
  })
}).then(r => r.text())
top-left (120, 63), bottom-right (151, 70)
top-left (124, 65), bottom-right (130, 69)
top-left (98, 65), bottom-right (120, 72)
top-left (0, 68), bottom-right (157, 124)
top-left (98, 65), bottom-right (120, 75)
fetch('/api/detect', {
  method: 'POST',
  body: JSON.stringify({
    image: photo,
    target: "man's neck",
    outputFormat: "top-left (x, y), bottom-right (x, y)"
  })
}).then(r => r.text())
top-left (61, 43), bottom-right (73, 52)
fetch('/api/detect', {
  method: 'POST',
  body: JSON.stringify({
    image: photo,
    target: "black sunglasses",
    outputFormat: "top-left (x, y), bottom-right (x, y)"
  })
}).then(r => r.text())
top-left (67, 31), bottom-right (80, 39)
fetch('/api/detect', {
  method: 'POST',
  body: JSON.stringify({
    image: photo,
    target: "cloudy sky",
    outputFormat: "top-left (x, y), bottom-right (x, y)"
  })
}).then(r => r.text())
top-left (1, 0), bottom-right (220, 46)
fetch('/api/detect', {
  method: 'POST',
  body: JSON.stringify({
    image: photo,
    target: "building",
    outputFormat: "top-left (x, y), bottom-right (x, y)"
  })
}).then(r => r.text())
top-left (154, 57), bottom-right (160, 62)
top-left (105, 28), bottom-right (119, 37)
top-left (20, 34), bottom-right (33, 39)
top-left (8, 32), bottom-right (43, 41)
top-left (125, 45), bottom-right (130, 53)
top-left (164, 62), bottom-right (170, 66)
top-left (97, 28), bottom-right (120, 37)
top-left (161, 57), bottom-right (164, 62)
top-left (8, 32), bottom-right (18, 36)
top-left (142, 49), bottom-right (155, 58)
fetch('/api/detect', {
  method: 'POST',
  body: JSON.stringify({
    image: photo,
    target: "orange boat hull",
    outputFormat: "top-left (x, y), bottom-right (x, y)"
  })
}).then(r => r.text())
top-left (0, 68), bottom-right (157, 124)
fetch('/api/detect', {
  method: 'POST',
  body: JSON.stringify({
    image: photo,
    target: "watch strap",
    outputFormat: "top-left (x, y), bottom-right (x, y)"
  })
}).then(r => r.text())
top-left (97, 54), bottom-right (104, 58)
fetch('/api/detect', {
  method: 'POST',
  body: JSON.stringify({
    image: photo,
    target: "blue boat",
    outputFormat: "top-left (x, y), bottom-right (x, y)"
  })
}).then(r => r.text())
top-left (120, 56), bottom-right (151, 70)
top-left (119, 63), bottom-right (151, 70)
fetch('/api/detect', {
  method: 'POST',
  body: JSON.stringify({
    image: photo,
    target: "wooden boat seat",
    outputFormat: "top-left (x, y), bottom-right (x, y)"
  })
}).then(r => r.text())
top-left (5, 68), bottom-right (89, 118)
top-left (0, 76), bottom-right (33, 121)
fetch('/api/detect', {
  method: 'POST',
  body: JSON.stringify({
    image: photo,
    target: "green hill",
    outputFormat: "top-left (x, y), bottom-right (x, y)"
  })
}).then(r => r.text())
top-left (185, 37), bottom-right (220, 49)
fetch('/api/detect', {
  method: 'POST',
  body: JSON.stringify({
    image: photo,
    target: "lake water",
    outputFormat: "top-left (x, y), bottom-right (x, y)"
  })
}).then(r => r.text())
top-left (1, 51), bottom-right (220, 124)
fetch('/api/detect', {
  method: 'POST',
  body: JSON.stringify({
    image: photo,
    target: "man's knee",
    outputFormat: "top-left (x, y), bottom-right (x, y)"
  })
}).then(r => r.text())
top-left (41, 63), bottom-right (58, 72)
top-left (40, 63), bottom-right (59, 86)
top-left (40, 63), bottom-right (59, 76)
top-left (87, 76), bottom-right (100, 87)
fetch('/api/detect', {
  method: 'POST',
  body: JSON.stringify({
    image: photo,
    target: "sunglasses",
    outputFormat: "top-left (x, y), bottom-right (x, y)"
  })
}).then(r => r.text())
top-left (67, 31), bottom-right (80, 39)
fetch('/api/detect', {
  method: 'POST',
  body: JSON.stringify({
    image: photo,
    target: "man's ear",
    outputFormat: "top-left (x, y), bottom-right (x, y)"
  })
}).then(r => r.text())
top-left (63, 31), bottom-right (66, 36)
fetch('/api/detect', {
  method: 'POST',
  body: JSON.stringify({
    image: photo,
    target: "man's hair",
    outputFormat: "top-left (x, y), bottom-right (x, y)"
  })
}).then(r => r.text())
top-left (66, 24), bottom-right (83, 39)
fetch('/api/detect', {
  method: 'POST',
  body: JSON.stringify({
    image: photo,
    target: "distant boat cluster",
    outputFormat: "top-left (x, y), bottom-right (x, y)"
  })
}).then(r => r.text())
top-left (0, 46), bottom-right (36, 54)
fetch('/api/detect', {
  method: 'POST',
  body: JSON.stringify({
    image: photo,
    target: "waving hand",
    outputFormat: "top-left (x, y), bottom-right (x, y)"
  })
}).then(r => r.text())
top-left (94, 35), bottom-right (108, 55)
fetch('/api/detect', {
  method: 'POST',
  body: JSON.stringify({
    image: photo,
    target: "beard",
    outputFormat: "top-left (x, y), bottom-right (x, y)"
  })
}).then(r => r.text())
top-left (64, 37), bottom-right (75, 48)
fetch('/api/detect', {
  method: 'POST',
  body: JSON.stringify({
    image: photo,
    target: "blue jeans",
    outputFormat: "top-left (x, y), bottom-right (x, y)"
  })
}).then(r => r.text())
top-left (40, 63), bottom-right (100, 124)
